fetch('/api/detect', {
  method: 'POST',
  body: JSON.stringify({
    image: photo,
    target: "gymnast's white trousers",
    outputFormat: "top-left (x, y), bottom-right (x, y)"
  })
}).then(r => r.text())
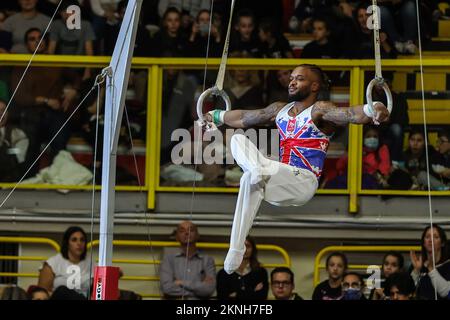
top-left (224, 134), bottom-right (318, 274)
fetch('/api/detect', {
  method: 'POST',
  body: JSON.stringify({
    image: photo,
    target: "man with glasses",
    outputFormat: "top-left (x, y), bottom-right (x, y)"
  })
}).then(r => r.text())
top-left (341, 272), bottom-right (366, 300)
top-left (270, 267), bottom-right (303, 300)
top-left (430, 129), bottom-right (450, 190)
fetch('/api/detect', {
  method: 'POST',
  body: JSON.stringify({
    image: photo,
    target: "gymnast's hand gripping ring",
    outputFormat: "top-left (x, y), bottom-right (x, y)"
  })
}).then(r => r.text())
top-left (196, 86), bottom-right (232, 131)
top-left (366, 77), bottom-right (393, 124)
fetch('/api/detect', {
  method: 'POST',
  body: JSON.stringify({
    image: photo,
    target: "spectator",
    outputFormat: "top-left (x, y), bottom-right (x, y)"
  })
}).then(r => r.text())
top-left (48, 0), bottom-right (95, 56)
top-left (150, 7), bottom-right (188, 57)
top-left (48, 0), bottom-right (95, 81)
top-left (300, 18), bottom-right (338, 59)
top-left (216, 236), bottom-right (268, 300)
top-left (258, 18), bottom-right (293, 59)
top-left (369, 251), bottom-right (404, 300)
top-left (187, 9), bottom-right (222, 57)
top-left (229, 9), bottom-right (261, 57)
top-left (341, 272), bottom-right (366, 300)
top-left (429, 129), bottom-right (450, 190)
top-left (292, 0), bottom-right (336, 33)
top-left (350, 3), bottom-right (396, 59)
top-left (378, 0), bottom-right (418, 54)
top-left (158, 0), bottom-right (210, 33)
top-left (38, 226), bottom-right (94, 298)
top-left (267, 69), bottom-right (290, 104)
top-left (89, 0), bottom-right (121, 52)
top-left (384, 271), bottom-right (416, 300)
top-left (0, 0), bottom-right (50, 53)
top-left (160, 52), bottom-right (197, 165)
top-left (312, 252), bottom-right (347, 300)
top-left (160, 220), bottom-right (216, 300)
top-left (104, 0), bottom-right (151, 57)
top-left (410, 224), bottom-right (450, 300)
top-left (10, 28), bottom-right (70, 176)
top-left (329, 126), bottom-right (391, 189)
top-left (0, 29), bottom-right (12, 53)
top-left (270, 267), bottom-right (303, 300)
top-left (224, 51), bottom-right (264, 111)
top-left (27, 285), bottom-right (50, 300)
top-left (398, 129), bottom-right (438, 189)
top-left (0, 99), bottom-right (29, 182)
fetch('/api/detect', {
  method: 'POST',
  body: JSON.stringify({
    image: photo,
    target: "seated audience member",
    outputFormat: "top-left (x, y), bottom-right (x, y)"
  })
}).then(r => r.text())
top-left (384, 271), bottom-right (416, 300)
top-left (370, 251), bottom-right (404, 300)
top-left (429, 129), bottom-right (450, 190)
top-left (350, 3), bottom-right (396, 59)
top-left (158, 0), bottom-right (210, 34)
top-left (300, 18), bottom-right (338, 59)
top-left (38, 226), bottom-right (94, 298)
top-left (89, 0), bottom-right (121, 52)
top-left (292, 0), bottom-right (335, 33)
top-left (150, 7), bottom-right (188, 57)
top-left (216, 236), bottom-right (268, 300)
top-left (270, 267), bottom-right (303, 300)
top-left (312, 252), bottom-right (347, 300)
top-left (258, 18), bottom-right (293, 59)
top-left (341, 272), bottom-right (366, 300)
top-left (225, 51), bottom-right (264, 111)
top-left (10, 28), bottom-right (70, 176)
top-left (398, 129), bottom-right (438, 189)
top-left (0, 0), bottom-right (50, 53)
top-left (27, 285), bottom-right (50, 300)
top-left (0, 99), bottom-right (29, 182)
top-left (329, 126), bottom-right (391, 189)
top-left (160, 220), bottom-right (216, 300)
top-left (266, 69), bottom-right (290, 104)
top-left (187, 9), bottom-right (222, 57)
top-left (48, 0), bottom-right (95, 56)
top-left (229, 9), bottom-right (261, 57)
top-left (410, 224), bottom-right (450, 300)
top-left (0, 29), bottom-right (12, 53)
top-left (378, 0), bottom-right (417, 54)
top-left (104, 0), bottom-right (151, 57)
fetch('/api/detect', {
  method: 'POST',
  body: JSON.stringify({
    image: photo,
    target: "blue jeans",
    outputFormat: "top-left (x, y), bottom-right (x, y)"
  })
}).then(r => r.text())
top-left (379, 1), bottom-right (417, 42)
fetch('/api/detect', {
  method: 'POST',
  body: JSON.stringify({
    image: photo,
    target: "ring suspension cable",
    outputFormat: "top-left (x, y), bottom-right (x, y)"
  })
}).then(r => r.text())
top-left (414, 0), bottom-right (438, 300)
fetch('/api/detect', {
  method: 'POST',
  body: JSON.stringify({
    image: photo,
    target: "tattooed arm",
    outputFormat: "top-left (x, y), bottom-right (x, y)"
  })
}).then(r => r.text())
top-left (204, 102), bottom-right (286, 129)
top-left (312, 101), bottom-right (390, 134)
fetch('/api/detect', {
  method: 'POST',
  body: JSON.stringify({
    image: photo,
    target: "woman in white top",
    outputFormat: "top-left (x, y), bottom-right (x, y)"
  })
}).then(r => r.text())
top-left (38, 226), bottom-right (94, 298)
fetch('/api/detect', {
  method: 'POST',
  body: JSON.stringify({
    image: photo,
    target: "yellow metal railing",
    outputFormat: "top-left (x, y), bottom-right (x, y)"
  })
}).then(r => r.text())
top-left (313, 245), bottom-right (422, 287)
top-left (0, 237), bottom-right (60, 279)
top-left (1, 55), bottom-right (450, 212)
top-left (0, 237), bottom-right (290, 299)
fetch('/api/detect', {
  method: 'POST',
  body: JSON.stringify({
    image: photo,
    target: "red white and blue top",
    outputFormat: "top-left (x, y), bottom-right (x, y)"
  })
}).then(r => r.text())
top-left (276, 102), bottom-right (331, 179)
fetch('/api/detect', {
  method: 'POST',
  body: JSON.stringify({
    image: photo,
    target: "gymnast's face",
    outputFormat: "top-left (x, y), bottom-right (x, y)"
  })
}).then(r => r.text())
top-left (288, 67), bottom-right (319, 102)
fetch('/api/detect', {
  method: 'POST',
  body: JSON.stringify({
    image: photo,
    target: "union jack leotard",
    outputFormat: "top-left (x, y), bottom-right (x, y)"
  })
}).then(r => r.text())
top-left (275, 102), bottom-right (331, 179)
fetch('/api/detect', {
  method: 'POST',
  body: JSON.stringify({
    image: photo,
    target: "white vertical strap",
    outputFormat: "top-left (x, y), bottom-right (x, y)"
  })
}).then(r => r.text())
top-left (215, 0), bottom-right (236, 90)
top-left (372, 0), bottom-right (383, 79)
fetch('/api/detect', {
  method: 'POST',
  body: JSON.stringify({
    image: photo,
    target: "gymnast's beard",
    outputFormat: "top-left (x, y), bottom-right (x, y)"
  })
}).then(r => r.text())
top-left (288, 89), bottom-right (310, 103)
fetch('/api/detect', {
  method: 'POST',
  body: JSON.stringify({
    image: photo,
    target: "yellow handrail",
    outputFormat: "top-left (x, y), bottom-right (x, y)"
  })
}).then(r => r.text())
top-left (0, 237), bottom-right (60, 252)
top-left (313, 245), bottom-right (422, 286)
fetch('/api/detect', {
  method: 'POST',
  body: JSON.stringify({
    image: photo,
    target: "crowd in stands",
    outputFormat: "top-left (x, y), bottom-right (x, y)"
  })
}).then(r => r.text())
top-left (0, 0), bottom-right (449, 188)
top-left (0, 221), bottom-right (449, 300)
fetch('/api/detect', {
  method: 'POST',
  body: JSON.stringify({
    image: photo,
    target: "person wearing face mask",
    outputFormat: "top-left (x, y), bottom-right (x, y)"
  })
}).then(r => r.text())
top-left (369, 251), bottom-right (404, 300)
top-left (187, 9), bottom-right (221, 57)
top-left (341, 272), bottom-right (366, 300)
top-left (328, 126), bottom-right (391, 189)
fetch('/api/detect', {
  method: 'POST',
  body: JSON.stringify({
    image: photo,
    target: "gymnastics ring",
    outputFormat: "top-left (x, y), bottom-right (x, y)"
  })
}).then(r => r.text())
top-left (196, 86), bottom-right (232, 131)
top-left (366, 77), bottom-right (393, 116)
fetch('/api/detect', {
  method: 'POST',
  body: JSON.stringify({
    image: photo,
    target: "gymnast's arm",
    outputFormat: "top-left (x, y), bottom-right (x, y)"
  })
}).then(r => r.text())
top-left (311, 100), bottom-right (390, 134)
top-left (204, 101), bottom-right (286, 129)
